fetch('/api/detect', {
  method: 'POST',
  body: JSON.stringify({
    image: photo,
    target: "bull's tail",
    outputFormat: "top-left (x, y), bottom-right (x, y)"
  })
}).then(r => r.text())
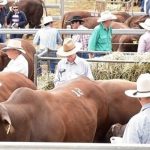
top-left (41, 0), bottom-right (48, 16)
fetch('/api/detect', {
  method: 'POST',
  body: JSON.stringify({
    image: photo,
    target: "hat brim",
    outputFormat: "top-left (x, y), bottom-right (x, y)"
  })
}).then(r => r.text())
top-left (2, 47), bottom-right (26, 54)
top-left (67, 19), bottom-right (84, 23)
top-left (57, 43), bottom-right (81, 57)
top-left (97, 15), bottom-right (117, 22)
top-left (125, 90), bottom-right (150, 98)
top-left (139, 23), bottom-right (150, 30)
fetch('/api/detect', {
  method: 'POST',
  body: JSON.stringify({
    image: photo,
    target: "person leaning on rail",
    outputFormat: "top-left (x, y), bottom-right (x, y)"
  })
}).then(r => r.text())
top-left (54, 38), bottom-right (94, 87)
top-left (2, 39), bottom-right (28, 77)
top-left (88, 11), bottom-right (116, 58)
top-left (33, 16), bottom-right (62, 73)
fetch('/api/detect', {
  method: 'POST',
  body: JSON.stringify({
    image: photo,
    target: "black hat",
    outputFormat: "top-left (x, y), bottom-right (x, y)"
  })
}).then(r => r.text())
top-left (67, 16), bottom-right (84, 23)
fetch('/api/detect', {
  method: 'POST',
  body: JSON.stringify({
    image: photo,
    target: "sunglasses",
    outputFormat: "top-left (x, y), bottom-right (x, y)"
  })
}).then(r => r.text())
top-left (13, 8), bottom-right (18, 10)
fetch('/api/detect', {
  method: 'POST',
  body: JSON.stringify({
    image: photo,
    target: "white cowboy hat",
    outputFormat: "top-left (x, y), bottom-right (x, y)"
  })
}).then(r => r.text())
top-left (0, 0), bottom-right (7, 5)
top-left (43, 16), bottom-right (53, 25)
top-left (57, 38), bottom-right (81, 57)
top-left (97, 11), bottom-right (117, 22)
top-left (2, 39), bottom-right (26, 54)
top-left (139, 18), bottom-right (150, 30)
top-left (125, 73), bottom-right (150, 98)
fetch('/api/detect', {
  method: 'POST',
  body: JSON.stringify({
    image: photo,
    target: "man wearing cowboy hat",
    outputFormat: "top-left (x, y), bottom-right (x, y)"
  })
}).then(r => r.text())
top-left (67, 16), bottom-right (90, 58)
top-left (33, 16), bottom-right (62, 73)
top-left (88, 11), bottom-right (116, 58)
top-left (137, 18), bottom-right (150, 53)
top-left (2, 39), bottom-right (28, 77)
top-left (54, 38), bottom-right (94, 87)
top-left (0, 0), bottom-right (8, 43)
top-left (123, 73), bottom-right (150, 143)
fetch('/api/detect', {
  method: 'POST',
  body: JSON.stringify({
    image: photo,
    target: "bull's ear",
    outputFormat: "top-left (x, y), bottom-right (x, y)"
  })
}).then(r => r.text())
top-left (0, 107), bottom-right (15, 134)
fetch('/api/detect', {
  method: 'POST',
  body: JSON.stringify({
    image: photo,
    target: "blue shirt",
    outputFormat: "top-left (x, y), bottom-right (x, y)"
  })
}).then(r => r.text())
top-left (123, 103), bottom-right (150, 144)
top-left (33, 26), bottom-right (62, 50)
top-left (88, 23), bottom-right (112, 52)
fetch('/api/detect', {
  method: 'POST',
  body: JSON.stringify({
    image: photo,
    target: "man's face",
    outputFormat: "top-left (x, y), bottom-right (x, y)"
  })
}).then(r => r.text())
top-left (67, 54), bottom-right (76, 62)
top-left (12, 6), bottom-right (19, 12)
top-left (71, 21), bottom-right (80, 29)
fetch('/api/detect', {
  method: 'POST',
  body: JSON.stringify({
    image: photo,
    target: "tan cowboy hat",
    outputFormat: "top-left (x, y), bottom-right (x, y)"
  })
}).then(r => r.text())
top-left (2, 39), bottom-right (26, 54)
top-left (97, 11), bottom-right (117, 22)
top-left (0, 0), bottom-right (7, 5)
top-left (43, 16), bottom-right (53, 25)
top-left (57, 38), bottom-right (81, 57)
top-left (125, 73), bottom-right (150, 98)
top-left (139, 18), bottom-right (150, 30)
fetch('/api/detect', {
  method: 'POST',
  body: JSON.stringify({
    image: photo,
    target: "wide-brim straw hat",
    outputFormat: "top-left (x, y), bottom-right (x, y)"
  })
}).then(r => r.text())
top-left (139, 18), bottom-right (150, 30)
top-left (57, 38), bottom-right (81, 57)
top-left (125, 73), bottom-right (150, 98)
top-left (0, 0), bottom-right (7, 5)
top-left (43, 16), bottom-right (53, 25)
top-left (97, 11), bottom-right (117, 22)
top-left (2, 39), bottom-right (26, 54)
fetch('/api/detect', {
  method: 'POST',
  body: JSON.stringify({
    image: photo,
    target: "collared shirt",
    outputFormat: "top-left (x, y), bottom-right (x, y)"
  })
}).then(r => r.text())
top-left (137, 31), bottom-right (150, 53)
top-left (54, 56), bottom-right (94, 86)
top-left (123, 103), bottom-right (150, 144)
top-left (88, 23), bottom-right (112, 51)
top-left (33, 26), bottom-right (62, 50)
top-left (72, 25), bottom-right (90, 51)
top-left (2, 54), bottom-right (28, 77)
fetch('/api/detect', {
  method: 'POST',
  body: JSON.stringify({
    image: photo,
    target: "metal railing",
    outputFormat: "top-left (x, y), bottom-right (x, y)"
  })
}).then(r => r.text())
top-left (0, 28), bottom-right (145, 35)
top-left (0, 142), bottom-right (150, 150)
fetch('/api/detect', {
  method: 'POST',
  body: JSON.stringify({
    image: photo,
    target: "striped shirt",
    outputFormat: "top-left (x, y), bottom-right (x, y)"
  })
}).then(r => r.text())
top-left (72, 25), bottom-right (90, 51)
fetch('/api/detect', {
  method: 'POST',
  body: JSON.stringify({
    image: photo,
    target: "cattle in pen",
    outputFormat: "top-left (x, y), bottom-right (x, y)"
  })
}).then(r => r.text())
top-left (0, 77), bottom-right (109, 142)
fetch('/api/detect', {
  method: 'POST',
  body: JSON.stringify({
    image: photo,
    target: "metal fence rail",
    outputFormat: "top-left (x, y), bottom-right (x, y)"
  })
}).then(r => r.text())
top-left (0, 142), bottom-right (150, 150)
top-left (0, 28), bottom-right (145, 35)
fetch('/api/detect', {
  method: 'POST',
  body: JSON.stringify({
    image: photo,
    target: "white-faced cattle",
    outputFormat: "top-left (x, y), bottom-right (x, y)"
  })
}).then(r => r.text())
top-left (0, 77), bottom-right (109, 142)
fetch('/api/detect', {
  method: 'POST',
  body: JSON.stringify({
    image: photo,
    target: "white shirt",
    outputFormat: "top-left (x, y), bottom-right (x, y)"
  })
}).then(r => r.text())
top-left (54, 56), bottom-right (94, 86)
top-left (2, 54), bottom-right (28, 77)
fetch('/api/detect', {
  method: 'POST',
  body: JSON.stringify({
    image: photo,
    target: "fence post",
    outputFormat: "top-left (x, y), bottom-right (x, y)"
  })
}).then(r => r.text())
top-left (34, 54), bottom-right (38, 86)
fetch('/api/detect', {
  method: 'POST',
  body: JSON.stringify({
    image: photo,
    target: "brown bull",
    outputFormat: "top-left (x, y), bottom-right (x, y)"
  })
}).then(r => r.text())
top-left (62, 11), bottom-right (130, 29)
top-left (0, 77), bottom-right (109, 142)
top-left (96, 79), bottom-right (141, 141)
top-left (0, 39), bottom-right (36, 81)
top-left (0, 72), bottom-right (36, 102)
top-left (125, 15), bottom-right (149, 28)
top-left (97, 79), bottom-right (141, 124)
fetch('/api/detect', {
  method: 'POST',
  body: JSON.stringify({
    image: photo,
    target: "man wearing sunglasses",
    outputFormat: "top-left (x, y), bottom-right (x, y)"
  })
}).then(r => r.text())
top-left (6, 2), bottom-right (27, 39)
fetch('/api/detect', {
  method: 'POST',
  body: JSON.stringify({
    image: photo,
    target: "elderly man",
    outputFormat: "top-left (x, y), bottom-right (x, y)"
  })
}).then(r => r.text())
top-left (54, 38), bottom-right (94, 87)
top-left (123, 73), bottom-right (150, 143)
top-left (88, 11), bottom-right (116, 58)
top-left (2, 39), bottom-right (28, 77)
